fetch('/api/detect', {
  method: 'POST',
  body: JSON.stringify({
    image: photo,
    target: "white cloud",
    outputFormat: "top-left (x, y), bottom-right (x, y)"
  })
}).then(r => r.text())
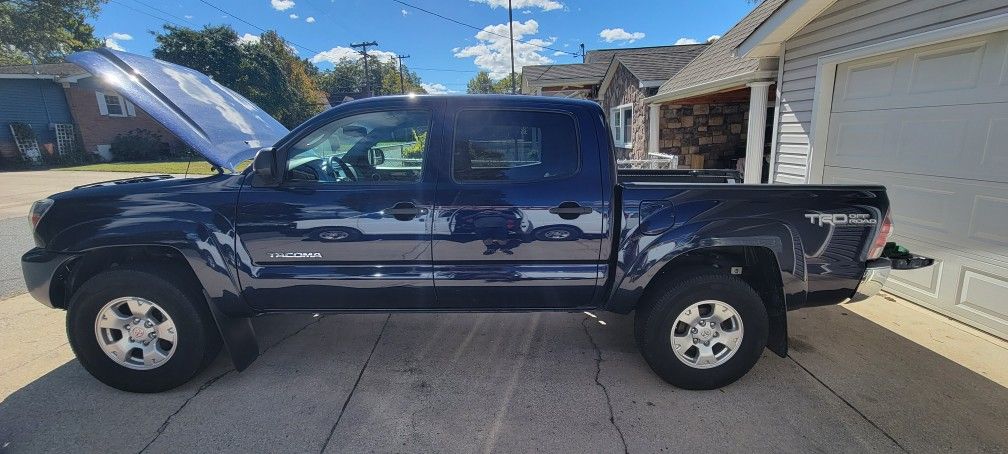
top-left (453, 19), bottom-right (553, 79)
top-left (289, 13), bottom-right (299, 19)
top-left (311, 46), bottom-right (397, 65)
top-left (305, 16), bottom-right (315, 23)
top-left (706, 35), bottom-right (721, 43)
top-left (104, 32), bottom-right (133, 51)
top-left (184, 14), bottom-right (193, 19)
top-left (421, 83), bottom-right (455, 94)
top-left (553, 50), bottom-right (566, 56)
top-left (674, 37), bottom-right (700, 45)
top-left (599, 28), bottom-right (645, 43)
top-left (271, 0), bottom-right (295, 11)
top-left (401, 9), bottom-right (409, 16)
top-left (238, 33), bottom-right (260, 44)
top-left (471, 0), bottom-right (563, 11)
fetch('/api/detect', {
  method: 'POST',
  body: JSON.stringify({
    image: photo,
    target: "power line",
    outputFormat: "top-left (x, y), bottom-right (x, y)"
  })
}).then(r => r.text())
top-left (107, 0), bottom-right (183, 27)
top-left (390, 0), bottom-right (580, 57)
top-left (127, 0), bottom-right (194, 26)
top-left (197, 0), bottom-right (322, 55)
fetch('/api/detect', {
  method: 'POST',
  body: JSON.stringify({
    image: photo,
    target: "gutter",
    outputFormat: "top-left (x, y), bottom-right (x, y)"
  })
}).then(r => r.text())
top-left (643, 69), bottom-right (777, 104)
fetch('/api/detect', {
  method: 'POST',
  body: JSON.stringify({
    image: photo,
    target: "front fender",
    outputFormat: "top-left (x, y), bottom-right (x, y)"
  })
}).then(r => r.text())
top-left (606, 218), bottom-right (807, 313)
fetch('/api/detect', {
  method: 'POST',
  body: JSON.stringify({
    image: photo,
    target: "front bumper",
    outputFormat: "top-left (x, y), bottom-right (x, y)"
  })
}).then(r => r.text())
top-left (850, 258), bottom-right (891, 302)
top-left (21, 247), bottom-right (78, 308)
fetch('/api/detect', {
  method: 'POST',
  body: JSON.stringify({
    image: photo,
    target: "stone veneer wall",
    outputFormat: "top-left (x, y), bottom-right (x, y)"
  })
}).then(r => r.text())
top-left (658, 102), bottom-right (749, 169)
top-left (600, 64), bottom-right (654, 160)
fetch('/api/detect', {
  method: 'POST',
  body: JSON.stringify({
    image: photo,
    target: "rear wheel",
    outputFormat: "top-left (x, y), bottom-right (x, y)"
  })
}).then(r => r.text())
top-left (67, 266), bottom-right (221, 393)
top-left (635, 274), bottom-right (768, 390)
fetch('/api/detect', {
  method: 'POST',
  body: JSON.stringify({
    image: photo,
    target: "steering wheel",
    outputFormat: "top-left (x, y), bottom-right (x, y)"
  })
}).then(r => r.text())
top-left (327, 155), bottom-right (356, 182)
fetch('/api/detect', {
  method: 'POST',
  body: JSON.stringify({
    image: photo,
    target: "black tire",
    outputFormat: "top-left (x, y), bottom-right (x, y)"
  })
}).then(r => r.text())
top-left (635, 274), bottom-right (768, 390)
top-left (66, 266), bottom-right (221, 393)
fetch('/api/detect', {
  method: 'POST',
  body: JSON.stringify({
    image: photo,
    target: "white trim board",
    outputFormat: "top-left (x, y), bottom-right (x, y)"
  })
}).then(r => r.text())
top-left (802, 12), bottom-right (1008, 184)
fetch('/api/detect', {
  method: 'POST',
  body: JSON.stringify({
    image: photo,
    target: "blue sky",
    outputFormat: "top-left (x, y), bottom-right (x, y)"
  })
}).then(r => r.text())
top-left (93, 0), bottom-right (758, 93)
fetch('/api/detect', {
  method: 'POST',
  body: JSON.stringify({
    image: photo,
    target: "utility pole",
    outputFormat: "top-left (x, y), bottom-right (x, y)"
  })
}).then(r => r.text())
top-left (580, 43), bottom-right (585, 63)
top-left (350, 41), bottom-right (378, 96)
top-left (508, 0), bottom-right (516, 94)
top-left (396, 54), bottom-right (410, 94)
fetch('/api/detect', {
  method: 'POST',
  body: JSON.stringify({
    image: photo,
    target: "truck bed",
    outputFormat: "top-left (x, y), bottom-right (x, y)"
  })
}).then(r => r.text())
top-left (617, 169), bottom-right (743, 184)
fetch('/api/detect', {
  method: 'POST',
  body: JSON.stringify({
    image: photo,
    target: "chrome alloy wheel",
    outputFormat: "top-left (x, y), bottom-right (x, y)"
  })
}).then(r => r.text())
top-left (94, 297), bottom-right (177, 370)
top-left (669, 300), bottom-right (744, 369)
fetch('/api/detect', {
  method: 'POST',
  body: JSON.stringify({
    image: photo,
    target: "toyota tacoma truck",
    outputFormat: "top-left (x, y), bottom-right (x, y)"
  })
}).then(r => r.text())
top-left (22, 50), bottom-right (933, 393)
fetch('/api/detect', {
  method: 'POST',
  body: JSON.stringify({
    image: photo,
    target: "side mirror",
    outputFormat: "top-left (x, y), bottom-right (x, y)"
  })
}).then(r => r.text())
top-left (251, 147), bottom-right (279, 186)
top-left (369, 148), bottom-right (385, 166)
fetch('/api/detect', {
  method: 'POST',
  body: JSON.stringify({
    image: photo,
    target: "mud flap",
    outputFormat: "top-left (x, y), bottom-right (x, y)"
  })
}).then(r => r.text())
top-left (204, 292), bottom-right (260, 371)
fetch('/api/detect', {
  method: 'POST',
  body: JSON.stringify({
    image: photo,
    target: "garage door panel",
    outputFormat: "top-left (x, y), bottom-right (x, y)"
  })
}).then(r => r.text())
top-left (883, 237), bottom-right (1008, 338)
top-left (826, 104), bottom-right (1008, 183)
top-left (832, 31), bottom-right (1008, 112)
top-left (823, 167), bottom-right (1008, 265)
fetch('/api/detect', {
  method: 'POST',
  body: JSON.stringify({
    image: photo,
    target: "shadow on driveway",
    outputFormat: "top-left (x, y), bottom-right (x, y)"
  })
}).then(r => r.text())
top-left (0, 307), bottom-right (1005, 453)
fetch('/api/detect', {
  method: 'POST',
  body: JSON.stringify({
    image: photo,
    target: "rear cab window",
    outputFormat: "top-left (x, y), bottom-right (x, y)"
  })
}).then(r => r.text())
top-left (452, 109), bottom-right (579, 183)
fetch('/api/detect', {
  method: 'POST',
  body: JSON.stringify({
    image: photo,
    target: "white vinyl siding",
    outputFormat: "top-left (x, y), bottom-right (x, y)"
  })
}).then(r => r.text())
top-left (610, 104), bottom-right (633, 148)
top-left (770, 0), bottom-right (1008, 184)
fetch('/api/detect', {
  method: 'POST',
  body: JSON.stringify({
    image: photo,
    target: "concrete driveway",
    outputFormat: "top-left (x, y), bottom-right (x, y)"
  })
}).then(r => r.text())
top-left (1, 170), bottom-right (1006, 453)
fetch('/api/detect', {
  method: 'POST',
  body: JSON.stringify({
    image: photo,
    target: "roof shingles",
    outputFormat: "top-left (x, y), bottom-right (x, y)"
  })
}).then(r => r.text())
top-left (656, 0), bottom-right (786, 96)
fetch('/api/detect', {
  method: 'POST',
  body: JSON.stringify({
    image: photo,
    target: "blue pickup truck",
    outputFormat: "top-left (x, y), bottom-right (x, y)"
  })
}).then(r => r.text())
top-left (22, 50), bottom-right (932, 392)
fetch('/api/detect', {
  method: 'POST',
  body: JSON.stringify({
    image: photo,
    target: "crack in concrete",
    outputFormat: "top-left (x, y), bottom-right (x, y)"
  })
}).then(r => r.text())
top-left (318, 314), bottom-right (391, 454)
top-left (581, 316), bottom-right (629, 454)
top-left (138, 315), bottom-right (325, 454)
top-left (789, 355), bottom-right (908, 453)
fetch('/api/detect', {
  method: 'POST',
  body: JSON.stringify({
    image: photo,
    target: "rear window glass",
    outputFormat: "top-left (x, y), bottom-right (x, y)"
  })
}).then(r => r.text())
top-left (452, 110), bottom-right (578, 183)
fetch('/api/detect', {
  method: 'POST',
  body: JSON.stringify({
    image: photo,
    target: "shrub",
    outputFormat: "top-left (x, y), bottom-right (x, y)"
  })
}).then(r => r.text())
top-left (109, 129), bottom-right (169, 162)
top-left (402, 130), bottom-right (427, 159)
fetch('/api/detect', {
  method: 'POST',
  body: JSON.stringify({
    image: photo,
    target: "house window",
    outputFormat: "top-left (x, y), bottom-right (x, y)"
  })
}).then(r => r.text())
top-left (95, 91), bottom-right (135, 117)
top-left (610, 104), bottom-right (633, 148)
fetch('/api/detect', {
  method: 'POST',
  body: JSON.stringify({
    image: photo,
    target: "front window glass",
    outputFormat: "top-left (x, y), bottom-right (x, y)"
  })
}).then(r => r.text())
top-left (286, 110), bottom-right (430, 184)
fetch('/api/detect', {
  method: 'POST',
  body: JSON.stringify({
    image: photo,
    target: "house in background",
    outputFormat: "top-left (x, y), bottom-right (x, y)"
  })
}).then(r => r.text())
top-left (0, 62), bottom-right (184, 163)
top-left (644, 0), bottom-right (783, 181)
top-left (521, 44), bottom-right (707, 160)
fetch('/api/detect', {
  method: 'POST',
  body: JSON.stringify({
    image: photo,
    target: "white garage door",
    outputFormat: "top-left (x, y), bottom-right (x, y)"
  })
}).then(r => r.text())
top-left (823, 30), bottom-right (1008, 339)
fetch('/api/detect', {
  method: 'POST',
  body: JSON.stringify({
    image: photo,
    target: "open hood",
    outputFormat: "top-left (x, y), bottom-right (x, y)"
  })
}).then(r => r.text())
top-left (67, 49), bottom-right (289, 172)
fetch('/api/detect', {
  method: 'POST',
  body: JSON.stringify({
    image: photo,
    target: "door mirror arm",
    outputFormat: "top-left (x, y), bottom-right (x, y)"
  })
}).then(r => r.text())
top-left (251, 147), bottom-right (280, 187)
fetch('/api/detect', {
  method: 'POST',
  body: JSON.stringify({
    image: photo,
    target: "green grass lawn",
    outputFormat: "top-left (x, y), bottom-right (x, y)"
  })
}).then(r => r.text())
top-left (56, 161), bottom-right (221, 175)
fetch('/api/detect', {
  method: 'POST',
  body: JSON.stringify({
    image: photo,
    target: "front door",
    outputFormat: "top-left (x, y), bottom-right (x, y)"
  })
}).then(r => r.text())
top-left (236, 107), bottom-right (437, 310)
top-left (432, 108), bottom-right (604, 309)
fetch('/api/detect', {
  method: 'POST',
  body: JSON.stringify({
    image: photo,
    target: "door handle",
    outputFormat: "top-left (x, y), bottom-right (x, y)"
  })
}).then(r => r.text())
top-left (383, 202), bottom-right (427, 220)
top-left (549, 201), bottom-right (592, 220)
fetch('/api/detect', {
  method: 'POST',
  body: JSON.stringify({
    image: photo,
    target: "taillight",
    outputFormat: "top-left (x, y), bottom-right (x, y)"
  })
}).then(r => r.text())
top-left (867, 211), bottom-right (893, 260)
top-left (29, 198), bottom-right (54, 230)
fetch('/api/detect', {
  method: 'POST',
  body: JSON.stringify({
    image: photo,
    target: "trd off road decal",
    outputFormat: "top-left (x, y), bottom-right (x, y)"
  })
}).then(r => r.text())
top-left (804, 213), bottom-right (877, 227)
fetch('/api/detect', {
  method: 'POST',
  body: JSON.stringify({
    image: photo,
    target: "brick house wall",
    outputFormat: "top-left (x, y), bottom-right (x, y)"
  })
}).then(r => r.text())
top-left (64, 76), bottom-right (185, 159)
top-left (658, 101), bottom-right (749, 169)
top-left (600, 64), bottom-right (655, 160)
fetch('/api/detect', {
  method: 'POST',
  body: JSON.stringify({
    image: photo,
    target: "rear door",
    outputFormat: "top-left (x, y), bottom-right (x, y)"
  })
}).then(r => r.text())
top-left (432, 105), bottom-right (605, 309)
top-left (237, 102), bottom-right (440, 310)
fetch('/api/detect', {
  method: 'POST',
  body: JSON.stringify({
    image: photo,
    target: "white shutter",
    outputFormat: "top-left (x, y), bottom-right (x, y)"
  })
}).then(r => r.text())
top-left (124, 98), bottom-right (136, 117)
top-left (95, 91), bottom-right (109, 115)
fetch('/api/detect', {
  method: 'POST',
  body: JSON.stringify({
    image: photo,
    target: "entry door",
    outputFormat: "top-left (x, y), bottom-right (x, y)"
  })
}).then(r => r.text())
top-left (432, 108), bottom-right (604, 309)
top-left (237, 109), bottom-right (436, 310)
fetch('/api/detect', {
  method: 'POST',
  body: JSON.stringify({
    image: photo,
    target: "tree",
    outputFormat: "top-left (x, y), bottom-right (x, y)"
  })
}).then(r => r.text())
top-left (152, 25), bottom-right (327, 128)
top-left (491, 72), bottom-right (522, 94)
top-left (0, 0), bottom-right (105, 65)
top-left (316, 56), bottom-right (427, 97)
top-left (466, 71), bottom-right (494, 94)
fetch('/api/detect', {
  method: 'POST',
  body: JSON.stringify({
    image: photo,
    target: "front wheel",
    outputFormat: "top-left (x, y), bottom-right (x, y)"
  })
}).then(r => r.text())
top-left (635, 274), bottom-right (768, 390)
top-left (66, 266), bottom-right (221, 393)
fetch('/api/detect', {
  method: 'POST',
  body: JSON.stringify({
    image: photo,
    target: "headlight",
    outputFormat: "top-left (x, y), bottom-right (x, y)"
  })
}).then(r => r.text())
top-left (29, 198), bottom-right (54, 230)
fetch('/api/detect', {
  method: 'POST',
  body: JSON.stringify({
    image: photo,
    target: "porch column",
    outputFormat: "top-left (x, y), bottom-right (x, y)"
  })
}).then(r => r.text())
top-left (648, 103), bottom-right (660, 155)
top-left (744, 81), bottom-right (772, 184)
